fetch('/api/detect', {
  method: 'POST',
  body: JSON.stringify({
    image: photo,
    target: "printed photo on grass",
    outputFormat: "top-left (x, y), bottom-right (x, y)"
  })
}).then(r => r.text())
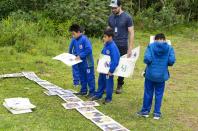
top-left (81, 111), bottom-right (104, 119)
top-left (64, 97), bottom-right (82, 103)
top-left (90, 116), bottom-right (114, 125)
top-left (58, 93), bottom-right (76, 100)
top-left (76, 107), bottom-right (97, 113)
top-left (80, 101), bottom-right (100, 107)
top-left (22, 72), bottom-right (42, 81)
top-left (113, 128), bottom-right (130, 131)
top-left (62, 102), bottom-right (82, 109)
top-left (99, 122), bottom-right (125, 131)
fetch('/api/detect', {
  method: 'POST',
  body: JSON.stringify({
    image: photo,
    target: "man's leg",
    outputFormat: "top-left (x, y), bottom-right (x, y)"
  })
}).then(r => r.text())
top-left (116, 46), bottom-right (128, 94)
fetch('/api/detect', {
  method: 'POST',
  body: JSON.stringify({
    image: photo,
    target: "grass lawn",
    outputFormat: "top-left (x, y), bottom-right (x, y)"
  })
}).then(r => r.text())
top-left (0, 30), bottom-right (198, 131)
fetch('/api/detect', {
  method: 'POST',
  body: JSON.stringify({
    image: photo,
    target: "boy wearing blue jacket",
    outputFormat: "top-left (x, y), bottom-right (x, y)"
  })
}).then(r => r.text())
top-left (137, 33), bottom-right (176, 120)
top-left (69, 24), bottom-right (95, 98)
top-left (91, 28), bottom-right (120, 104)
top-left (69, 39), bottom-right (80, 87)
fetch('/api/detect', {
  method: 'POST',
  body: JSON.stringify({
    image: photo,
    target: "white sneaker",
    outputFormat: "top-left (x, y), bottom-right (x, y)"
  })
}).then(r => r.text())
top-left (153, 116), bottom-right (160, 120)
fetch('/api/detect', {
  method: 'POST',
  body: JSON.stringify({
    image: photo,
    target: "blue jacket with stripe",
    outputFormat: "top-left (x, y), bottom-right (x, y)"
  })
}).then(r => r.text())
top-left (101, 40), bottom-right (120, 73)
top-left (69, 35), bottom-right (94, 69)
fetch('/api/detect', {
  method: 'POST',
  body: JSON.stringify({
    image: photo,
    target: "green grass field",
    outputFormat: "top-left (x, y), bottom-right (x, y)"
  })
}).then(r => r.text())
top-left (0, 30), bottom-right (198, 131)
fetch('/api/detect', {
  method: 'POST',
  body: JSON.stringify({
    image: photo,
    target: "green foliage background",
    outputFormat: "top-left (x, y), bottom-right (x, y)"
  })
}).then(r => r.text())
top-left (0, 0), bottom-right (198, 36)
top-left (0, 0), bottom-right (198, 130)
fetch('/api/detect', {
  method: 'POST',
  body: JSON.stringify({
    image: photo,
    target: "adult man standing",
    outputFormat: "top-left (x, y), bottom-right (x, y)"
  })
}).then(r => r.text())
top-left (108, 0), bottom-right (134, 94)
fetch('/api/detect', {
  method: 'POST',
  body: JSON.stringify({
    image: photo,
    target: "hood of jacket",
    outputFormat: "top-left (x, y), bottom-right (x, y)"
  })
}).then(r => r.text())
top-left (152, 41), bottom-right (169, 56)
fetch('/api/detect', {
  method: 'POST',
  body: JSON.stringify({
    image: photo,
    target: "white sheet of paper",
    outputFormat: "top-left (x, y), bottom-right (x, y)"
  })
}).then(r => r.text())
top-left (62, 102), bottom-right (82, 109)
top-left (3, 102), bottom-right (32, 114)
top-left (121, 46), bottom-right (140, 61)
top-left (113, 58), bottom-right (136, 77)
top-left (97, 46), bottom-right (140, 77)
top-left (53, 53), bottom-right (82, 66)
top-left (0, 73), bottom-right (24, 79)
top-left (150, 36), bottom-right (171, 45)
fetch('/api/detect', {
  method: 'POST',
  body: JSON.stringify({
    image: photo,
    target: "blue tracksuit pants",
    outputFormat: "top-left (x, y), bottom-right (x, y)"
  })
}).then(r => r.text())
top-left (72, 64), bottom-right (80, 85)
top-left (95, 74), bottom-right (114, 101)
top-left (141, 78), bottom-right (165, 115)
top-left (79, 67), bottom-right (95, 96)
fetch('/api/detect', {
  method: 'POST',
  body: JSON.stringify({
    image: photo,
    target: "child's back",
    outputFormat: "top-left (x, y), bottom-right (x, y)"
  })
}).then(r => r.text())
top-left (144, 41), bottom-right (175, 82)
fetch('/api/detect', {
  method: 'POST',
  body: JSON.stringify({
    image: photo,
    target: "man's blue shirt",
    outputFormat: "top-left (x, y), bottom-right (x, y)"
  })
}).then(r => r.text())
top-left (108, 12), bottom-right (133, 47)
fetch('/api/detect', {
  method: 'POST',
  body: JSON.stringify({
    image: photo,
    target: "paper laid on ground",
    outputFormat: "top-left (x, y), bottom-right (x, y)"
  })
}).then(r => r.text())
top-left (53, 53), bottom-right (82, 66)
top-left (4, 98), bottom-right (36, 110)
top-left (62, 102), bottom-right (82, 109)
top-left (0, 73), bottom-right (24, 78)
top-left (3, 97), bottom-right (36, 114)
top-left (80, 101), bottom-right (99, 107)
top-left (76, 106), bottom-right (98, 113)
top-left (0, 73), bottom-right (24, 79)
top-left (44, 90), bottom-right (57, 96)
top-left (90, 116), bottom-right (115, 126)
top-left (98, 121), bottom-right (130, 131)
top-left (97, 46), bottom-right (140, 77)
top-left (63, 96), bottom-right (83, 103)
top-left (80, 110), bottom-right (105, 119)
top-left (22, 72), bottom-right (43, 82)
top-left (3, 102), bottom-right (32, 114)
top-left (58, 94), bottom-right (76, 101)
top-left (62, 101), bottom-right (100, 110)
top-left (1, 72), bottom-right (130, 130)
top-left (150, 35), bottom-right (171, 45)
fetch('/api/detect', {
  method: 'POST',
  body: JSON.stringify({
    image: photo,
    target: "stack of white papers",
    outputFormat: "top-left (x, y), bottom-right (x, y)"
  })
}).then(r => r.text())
top-left (53, 53), bottom-right (82, 66)
top-left (3, 97), bottom-right (36, 114)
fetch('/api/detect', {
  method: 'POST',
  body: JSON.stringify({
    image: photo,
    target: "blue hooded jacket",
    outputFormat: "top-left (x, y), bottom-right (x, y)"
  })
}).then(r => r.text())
top-left (101, 40), bottom-right (120, 73)
top-left (144, 42), bottom-right (176, 82)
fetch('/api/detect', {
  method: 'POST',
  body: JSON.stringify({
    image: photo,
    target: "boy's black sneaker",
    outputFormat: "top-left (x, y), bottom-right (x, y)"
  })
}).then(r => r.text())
top-left (116, 85), bottom-right (122, 94)
top-left (90, 96), bottom-right (100, 101)
top-left (136, 111), bottom-right (149, 118)
top-left (103, 99), bottom-right (112, 104)
top-left (86, 93), bottom-right (95, 99)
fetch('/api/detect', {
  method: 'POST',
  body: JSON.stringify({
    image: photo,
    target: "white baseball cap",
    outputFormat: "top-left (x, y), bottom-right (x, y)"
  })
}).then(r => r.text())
top-left (109, 0), bottom-right (121, 7)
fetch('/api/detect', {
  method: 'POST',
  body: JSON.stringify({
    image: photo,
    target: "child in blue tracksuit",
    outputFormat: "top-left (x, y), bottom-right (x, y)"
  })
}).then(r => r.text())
top-left (69, 39), bottom-right (80, 87)
top-left (91, 28), bottom-right (120, 104)
top-left (69, 24), bottom-right (95, 97)
top-left (137, 33), bottom-right (176, 120)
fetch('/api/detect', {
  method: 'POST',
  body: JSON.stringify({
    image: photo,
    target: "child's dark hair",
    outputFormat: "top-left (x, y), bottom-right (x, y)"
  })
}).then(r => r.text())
top-left (104, 28), bottom-right (114, 37)
top-left (155, 33), bottom-right (166, 40)
top-left (69, 24), bottom-right (81, 32)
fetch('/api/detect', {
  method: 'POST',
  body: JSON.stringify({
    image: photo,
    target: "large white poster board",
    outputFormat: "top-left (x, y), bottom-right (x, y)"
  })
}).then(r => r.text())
top-left (97, 46), bottom-right (140, 78)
